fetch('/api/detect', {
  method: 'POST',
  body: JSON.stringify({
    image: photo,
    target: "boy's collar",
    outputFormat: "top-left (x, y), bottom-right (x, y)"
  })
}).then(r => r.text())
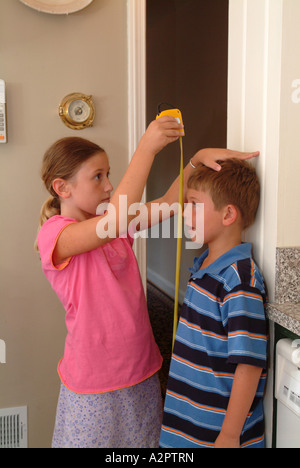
top-left (189, 242), bottom-right (253, 279)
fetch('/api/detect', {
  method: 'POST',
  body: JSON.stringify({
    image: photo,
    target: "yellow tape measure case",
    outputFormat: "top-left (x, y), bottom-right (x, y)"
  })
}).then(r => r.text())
top-left (156, 108), bottom-right (185, 136)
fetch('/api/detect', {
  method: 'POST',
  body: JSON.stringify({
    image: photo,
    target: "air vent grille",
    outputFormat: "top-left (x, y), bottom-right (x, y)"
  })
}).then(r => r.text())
top-left (0, 407), bottom-right (27, 448)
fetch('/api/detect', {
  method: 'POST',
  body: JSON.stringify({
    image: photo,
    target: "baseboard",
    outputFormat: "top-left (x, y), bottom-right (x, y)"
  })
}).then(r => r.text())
top-left (147, 268), bottom-right (185, 305)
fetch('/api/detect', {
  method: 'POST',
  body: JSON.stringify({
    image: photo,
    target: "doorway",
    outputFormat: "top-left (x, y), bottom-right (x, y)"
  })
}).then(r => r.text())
top-left (146, 0), bottom-right (229, 300)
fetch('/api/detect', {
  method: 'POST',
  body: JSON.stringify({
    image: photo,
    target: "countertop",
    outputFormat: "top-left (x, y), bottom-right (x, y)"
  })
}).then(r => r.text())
top-left (267, 302), bottom-right (300, 336)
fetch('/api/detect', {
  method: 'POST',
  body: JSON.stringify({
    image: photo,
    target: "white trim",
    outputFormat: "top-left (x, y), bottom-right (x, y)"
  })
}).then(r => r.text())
top-left (227, 0), bottom-right (282, 302)
top-left (127, 0), bottom-right (147, 290)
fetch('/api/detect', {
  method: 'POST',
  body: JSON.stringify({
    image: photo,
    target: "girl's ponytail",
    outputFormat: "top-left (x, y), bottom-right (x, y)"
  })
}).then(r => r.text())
top-left (39, 195), bottom-right (61, 227)
top-left (35, 136), bottom-right (104, 253)
top-left (34, 196), bottom-right (60, 252)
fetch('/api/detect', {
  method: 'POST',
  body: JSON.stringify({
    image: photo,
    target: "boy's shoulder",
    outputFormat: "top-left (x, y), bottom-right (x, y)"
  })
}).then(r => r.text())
top-left (218, 256), bottom-right (266, 296)
top-left (190, 243), bottom-right (266, 298)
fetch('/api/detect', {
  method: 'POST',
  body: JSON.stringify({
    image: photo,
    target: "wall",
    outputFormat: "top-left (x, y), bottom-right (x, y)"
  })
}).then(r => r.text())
top-left (277, 0), bottom-right (300, 248)
top-left (0, 0), bottom-right (128, 448)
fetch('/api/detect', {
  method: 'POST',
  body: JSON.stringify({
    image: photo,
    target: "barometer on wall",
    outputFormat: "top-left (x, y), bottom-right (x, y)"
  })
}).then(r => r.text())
top-left (59, 93), bottom-right (95, 130)
top-left (19, 0), bottom-right (94, 15)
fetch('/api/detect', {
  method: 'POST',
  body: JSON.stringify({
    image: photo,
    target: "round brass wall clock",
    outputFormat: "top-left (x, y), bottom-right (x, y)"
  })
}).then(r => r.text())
top-left (19, 0), bottom-right (94, 15)
top-left (59, 93), bottom-right (95, 130)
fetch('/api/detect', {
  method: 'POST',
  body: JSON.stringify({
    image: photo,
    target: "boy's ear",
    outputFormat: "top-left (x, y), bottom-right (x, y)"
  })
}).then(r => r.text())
top-left (222, 204), bottom-right (238, 226)
top-left (52, 178), bottom-right (71, 199)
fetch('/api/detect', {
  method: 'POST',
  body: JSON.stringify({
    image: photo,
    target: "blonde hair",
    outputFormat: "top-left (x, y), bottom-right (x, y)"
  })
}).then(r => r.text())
top-left (35, 137), bottom-right (104, 251)
top-left (188, 158), bottom-right (260, 229)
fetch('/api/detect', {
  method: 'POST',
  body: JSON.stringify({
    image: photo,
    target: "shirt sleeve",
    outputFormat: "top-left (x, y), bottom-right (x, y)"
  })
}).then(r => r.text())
top-left (37, 216), bottom-right (77, 272)
top-left (221, 284), bottom-right (268, 369)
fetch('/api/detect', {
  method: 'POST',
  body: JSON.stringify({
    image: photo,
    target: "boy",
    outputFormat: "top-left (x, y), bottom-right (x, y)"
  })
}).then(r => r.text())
top-left (160, 159), bottom-right (268, 449)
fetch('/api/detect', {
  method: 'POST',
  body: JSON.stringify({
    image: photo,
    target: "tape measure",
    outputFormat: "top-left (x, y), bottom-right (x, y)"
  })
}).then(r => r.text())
top-left (156, 105), bottom-right (185, 349)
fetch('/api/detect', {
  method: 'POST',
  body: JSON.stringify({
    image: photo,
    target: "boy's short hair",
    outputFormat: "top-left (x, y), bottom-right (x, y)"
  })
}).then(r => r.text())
top-left (188, 158), bottom-right (260, 229)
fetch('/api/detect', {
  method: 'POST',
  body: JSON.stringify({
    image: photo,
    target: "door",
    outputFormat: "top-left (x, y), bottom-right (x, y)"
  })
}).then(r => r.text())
top-left (146, 0), bottom-right (229, 300)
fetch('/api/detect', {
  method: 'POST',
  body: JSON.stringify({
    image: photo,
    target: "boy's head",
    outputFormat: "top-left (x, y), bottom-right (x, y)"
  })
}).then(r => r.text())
top-left (187, 158), bottom-right (260, 231)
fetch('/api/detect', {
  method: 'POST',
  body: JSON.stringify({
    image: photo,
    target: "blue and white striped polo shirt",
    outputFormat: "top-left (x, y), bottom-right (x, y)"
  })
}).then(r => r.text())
top-left (160, 243), bottom-right (268, 449)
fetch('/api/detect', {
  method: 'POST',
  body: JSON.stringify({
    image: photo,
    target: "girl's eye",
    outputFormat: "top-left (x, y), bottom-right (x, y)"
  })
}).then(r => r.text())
top-left (95, 172), bottom-right (110, 181)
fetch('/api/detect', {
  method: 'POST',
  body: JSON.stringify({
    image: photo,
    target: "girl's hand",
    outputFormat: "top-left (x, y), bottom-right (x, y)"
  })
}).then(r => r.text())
top-left (192, 148), bottom-right (260, 172)
top-left (138, 116), bottom-right (184, 157)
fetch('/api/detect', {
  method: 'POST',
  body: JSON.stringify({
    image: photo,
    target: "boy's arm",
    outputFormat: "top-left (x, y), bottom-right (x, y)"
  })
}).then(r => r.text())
top-left (214, 364), bottom-right (263, 448)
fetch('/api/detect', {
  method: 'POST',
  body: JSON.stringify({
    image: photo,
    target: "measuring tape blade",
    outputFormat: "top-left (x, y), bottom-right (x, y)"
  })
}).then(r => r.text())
top-left (156, 106), bottom-right (184, 351)
top-left (173, 136), bottom-right (184, 348)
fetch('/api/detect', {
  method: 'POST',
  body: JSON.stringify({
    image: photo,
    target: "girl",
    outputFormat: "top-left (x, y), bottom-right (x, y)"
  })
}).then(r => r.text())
top-left (36, 116), bottom-right (258, 448)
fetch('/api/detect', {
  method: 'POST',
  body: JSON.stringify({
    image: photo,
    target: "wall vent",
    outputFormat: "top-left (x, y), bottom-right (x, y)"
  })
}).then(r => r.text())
top-left (0, 406), bottom-right (28, 448)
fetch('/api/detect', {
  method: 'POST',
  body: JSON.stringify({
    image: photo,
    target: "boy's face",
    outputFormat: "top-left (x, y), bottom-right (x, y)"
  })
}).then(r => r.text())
top-left (184, 188), bottom-right (224, 245)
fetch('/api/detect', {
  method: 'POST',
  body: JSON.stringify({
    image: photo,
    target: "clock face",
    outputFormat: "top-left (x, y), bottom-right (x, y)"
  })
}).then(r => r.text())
top-left (68, 99), bottom-right (91, 123)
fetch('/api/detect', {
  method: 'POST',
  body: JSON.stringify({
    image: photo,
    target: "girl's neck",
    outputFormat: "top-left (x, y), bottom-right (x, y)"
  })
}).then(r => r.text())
top-left (60, 203), bottom-right (92, 222)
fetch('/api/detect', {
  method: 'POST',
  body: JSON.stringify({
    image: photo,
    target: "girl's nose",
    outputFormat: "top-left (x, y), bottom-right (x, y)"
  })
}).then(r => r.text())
top-left (105, 180), bottom-right (113, 193)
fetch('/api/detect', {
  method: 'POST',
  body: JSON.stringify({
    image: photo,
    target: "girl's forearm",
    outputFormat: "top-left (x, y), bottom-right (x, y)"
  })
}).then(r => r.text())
top-left (162, 148), bottom-right (220, 206)
top-left (162, 160), bottom-right (195, 206)
top-left (112, 145), bottom-right (155, 209)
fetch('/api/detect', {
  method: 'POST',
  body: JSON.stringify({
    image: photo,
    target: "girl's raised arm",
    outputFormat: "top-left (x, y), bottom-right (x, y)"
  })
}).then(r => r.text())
top-left (52, 117), bottom-right (183, 266)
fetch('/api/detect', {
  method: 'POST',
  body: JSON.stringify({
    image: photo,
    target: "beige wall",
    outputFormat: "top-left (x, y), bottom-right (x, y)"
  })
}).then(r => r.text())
top-left (278, 0), bottom-right (300, 247)
top-left (0, 0), bottom-right (128, 448)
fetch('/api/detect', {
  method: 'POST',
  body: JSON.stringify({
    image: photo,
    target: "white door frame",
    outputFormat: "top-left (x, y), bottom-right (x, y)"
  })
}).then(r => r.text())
top-left (127, 0), bottom-right (147, 290)
top-left (228, 0), bottom-right (282, 303)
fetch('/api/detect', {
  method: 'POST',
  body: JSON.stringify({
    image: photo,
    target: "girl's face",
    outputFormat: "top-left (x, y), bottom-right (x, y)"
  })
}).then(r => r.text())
top-left (67, 152), bottom-right (113, 220)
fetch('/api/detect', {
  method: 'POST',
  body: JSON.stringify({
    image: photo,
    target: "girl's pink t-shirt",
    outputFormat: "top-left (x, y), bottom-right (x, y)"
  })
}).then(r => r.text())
top-left (37, 215), bottom-right (162, 394)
